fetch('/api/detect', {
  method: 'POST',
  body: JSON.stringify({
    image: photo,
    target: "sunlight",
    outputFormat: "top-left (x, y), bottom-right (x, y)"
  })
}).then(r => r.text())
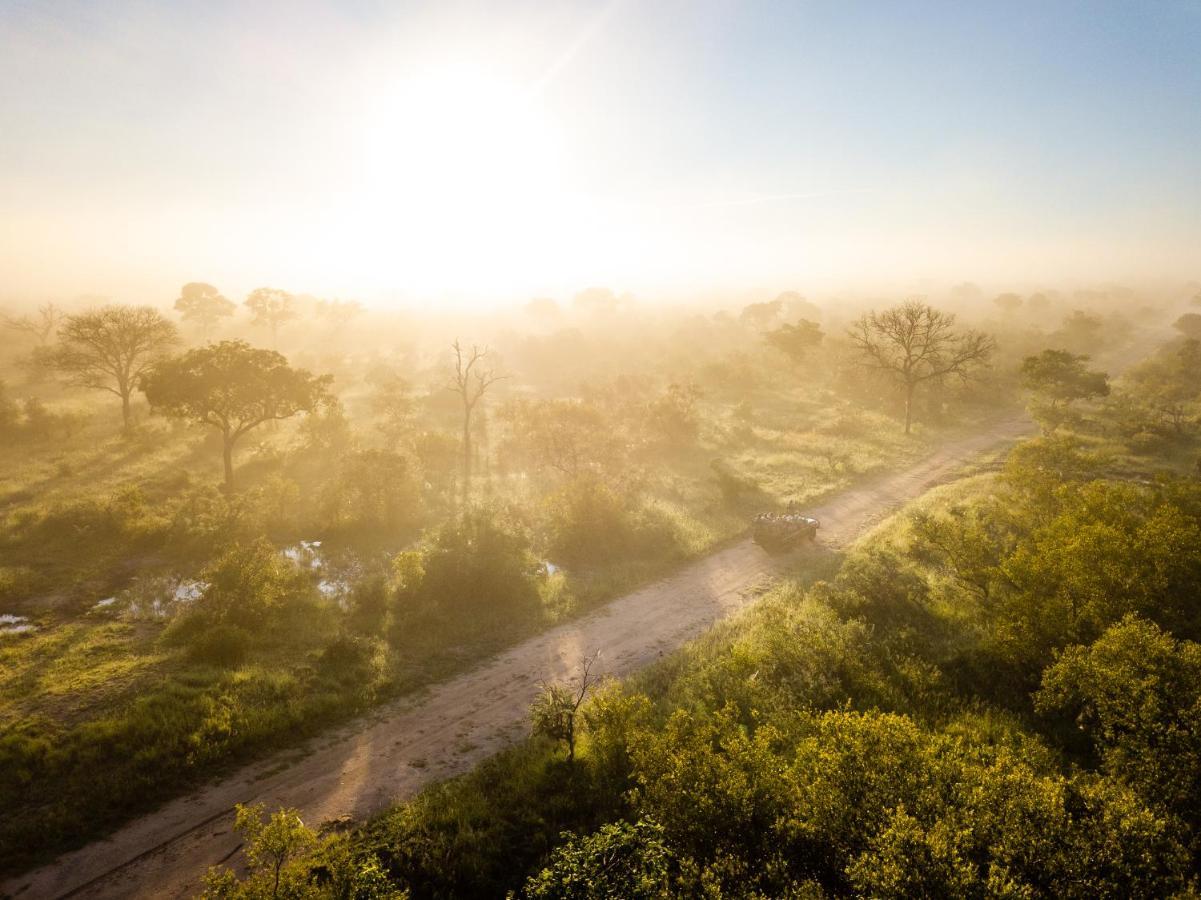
top-left (338, 62), bottom-right (573, 295)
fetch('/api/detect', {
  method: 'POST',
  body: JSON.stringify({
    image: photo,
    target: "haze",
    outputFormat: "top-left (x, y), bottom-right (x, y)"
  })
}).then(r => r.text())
top-left (3, 0), bottom-right (1199, 307)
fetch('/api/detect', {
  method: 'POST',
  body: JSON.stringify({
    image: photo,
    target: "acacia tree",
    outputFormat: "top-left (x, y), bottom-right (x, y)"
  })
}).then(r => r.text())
top-left (1020, 349), bottom-right (1110, 432)
top-left (141, 340), bottom-right (331, 489)
top-left (449, 340), bottom-right (506, 499)
top-left (244, 287), bottom-right (297, 348)
top-left (2, 302), bottom-right (63, 344)
top-left (53, 305), bottom-right (178, 430)
top-left (1123, 339), bottom-right (1201, 434)
top-left (764, 319), bottom-right (824, 365)
top-left (174, 282), bottom-right (235, 341)
top-left (848, 300), bottom-right (995, 433)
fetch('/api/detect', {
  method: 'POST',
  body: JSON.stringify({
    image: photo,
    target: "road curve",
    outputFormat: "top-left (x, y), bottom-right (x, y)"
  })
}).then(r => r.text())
top-left (4, 414), bottom-right (1033, 900)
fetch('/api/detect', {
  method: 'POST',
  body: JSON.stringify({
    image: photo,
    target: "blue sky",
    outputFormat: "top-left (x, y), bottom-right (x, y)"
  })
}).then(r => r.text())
top-left (1, 0), bottom-right (1198, 304)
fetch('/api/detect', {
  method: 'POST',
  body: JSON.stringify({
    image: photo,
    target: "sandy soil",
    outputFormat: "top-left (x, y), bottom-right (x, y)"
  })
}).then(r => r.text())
top-left (4, 414), bottom-right (1033, 900)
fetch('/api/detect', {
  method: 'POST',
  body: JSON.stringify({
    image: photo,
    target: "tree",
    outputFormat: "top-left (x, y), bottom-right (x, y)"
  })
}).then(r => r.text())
top-left (1036, 616), bottom-right (1201, 828)
top-left (530, 651), bottom-right (602, 764)
top-left (498, 398), bottom-right (625, 480)
top-left (195, 537), bottom-right (297, 628)
top-left (393, 504), bottom-right (540, 618)
top-left (203, 804), bottom-right (401, 899)
top-left (53, 305), bottom-right (179, 430)
top-left (141, 340), bottom-right (332, 489)
top-left (1122, 339), bottom-right (1201, 434)
top-left (848, 300), bottom-right (995, 433)
top-left (2, 302), bottom-right (63, 344)
top-left (316, 298), bottom-right (363, 331)
top-left (174, 283), bottom-right (235, 341)
top-left (764, 319), bottom-right (824, 365)
top-left (739, 298), bottom-right (785, 330)
top-left (245, 287), bottom-right (297, 348)
top-left (1173, 312), bottom-right (1201, 340)
top-left (992, 292), bottom-right (1023, 313)
top-left (1019, 349), bottom-right (1109, 432)
top-left (449, 341), bottom-right (506, 500)
top-left (522, 819), bottom-right (673, 899)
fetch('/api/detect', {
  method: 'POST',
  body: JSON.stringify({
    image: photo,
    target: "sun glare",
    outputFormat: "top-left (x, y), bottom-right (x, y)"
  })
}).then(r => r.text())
top-left (335, 63), bottom-right (574, 296)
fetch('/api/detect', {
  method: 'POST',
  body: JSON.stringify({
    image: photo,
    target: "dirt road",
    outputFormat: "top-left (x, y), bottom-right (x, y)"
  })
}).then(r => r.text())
top-left (5, 413), bottom-right (1034, 899)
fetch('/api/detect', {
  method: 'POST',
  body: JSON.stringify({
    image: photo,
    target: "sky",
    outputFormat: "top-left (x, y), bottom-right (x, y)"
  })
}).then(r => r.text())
top-left (1, 0), bottom-right (1199, 308)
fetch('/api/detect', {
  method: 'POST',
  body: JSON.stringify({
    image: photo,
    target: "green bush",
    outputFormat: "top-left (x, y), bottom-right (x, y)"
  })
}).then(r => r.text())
top-left (187, 623), bottom-right (252, 668)
top-left (196, 537), bottom-right (299, 629)
top-left (541, 477), bottom-right (679, 569)
top-left (395, 505), bottom-right (541, 621)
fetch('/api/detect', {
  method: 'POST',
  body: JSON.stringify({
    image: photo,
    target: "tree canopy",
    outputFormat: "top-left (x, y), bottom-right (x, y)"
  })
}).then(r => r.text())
top-left (1020, 349), bottom-right (1109, 431)
top-left (848, 300), bottom-right (995, 433)
top-left (764, 318), bottom-right (824, 365)
top-left (53, 305), bottom-right (179, 429)
top-left (174, 282), bottom-right (235, 340)
top-left (244, 287), bottom-right (297, 347)
top-left (142, 340), bottom-right (331, 488)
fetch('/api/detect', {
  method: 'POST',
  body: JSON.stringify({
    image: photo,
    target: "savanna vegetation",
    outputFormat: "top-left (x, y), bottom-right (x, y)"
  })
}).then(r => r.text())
top-left (0, 283), bottom-right (1188, 893)
top-left (195, 292), bottom-right (1201, 898)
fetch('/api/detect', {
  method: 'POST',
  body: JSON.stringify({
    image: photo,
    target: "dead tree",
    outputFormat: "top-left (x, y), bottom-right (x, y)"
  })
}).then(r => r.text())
top-left (530, 650), bottom-right (603, 764)
top-left (848, 299), bottom-right (995, 434)
top-left (2, 303), bottom-right (63, 344)
top-left (449, 340), bottom-right (505, 501)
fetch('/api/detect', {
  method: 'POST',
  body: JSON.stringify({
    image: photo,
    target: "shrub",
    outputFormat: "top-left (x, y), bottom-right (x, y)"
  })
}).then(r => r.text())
top-left (396, 506), bottom-right (541, 620)
top-left (187, 623), bottom-right (252, 667)
top-left (319, 633), bottom-right (386, 688)
top-left (197, 538), bottom-right (298, 629)
top-left (350, 575), bottom-right (390, 634)
top-left (542, 477), bottom-right (679, 569)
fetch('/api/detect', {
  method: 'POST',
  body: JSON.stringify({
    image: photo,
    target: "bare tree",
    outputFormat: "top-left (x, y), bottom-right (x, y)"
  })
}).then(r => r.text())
top-left (2, 303), bottom-right (63, 344)
top-left (529, 650), bottom-right (603, 764)
top-left (449, 340), bottom-right (506, 499)
top-left (53, 305), bottom-right (178, 430)
top-left (848, 299), bottom-right (995, 434)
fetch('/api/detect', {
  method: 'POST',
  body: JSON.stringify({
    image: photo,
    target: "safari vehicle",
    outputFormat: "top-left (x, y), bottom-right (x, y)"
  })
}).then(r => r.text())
top-left (751, 511), bottom-right (820, 550)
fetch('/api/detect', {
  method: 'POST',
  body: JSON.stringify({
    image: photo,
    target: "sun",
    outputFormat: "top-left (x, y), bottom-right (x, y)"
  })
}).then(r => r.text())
top-left (334, 62), bottom-right (575, 297)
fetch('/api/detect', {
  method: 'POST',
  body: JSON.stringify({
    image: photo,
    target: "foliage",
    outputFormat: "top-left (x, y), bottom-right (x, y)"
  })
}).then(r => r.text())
top-left (244, 288), bottom-right (297, 346)
top-left (499, 398), bottom-right (627, 480)
top-left (541, 477), bottom-right (679, 569)
top-left (764, 319), bottom-right (824, 365)
top-left (142, 340), bottom-right (332, 488)
top-left (53, 305), bottom-right (179, 429)
top-left (646, 382), bottom-right (701, 445)
top-left (521, 819), bottom-right (673, 899)
top-left (1036, 616), bottom-right (1201, 828)
top-left (175, 283), bottom-right (235, 339)
top-left (187, 623), bottom-right (253, 668)
top-left (1020, 348), bottom-right (1109, 431)
top-left (394, 505), bottom-right (541, 621)
top-left (194, 538), bottom-right (301, 629)
top-left (202, 803), bottom-right (405, 899)
top-left (1120, 339), bottom-right (1201, 434)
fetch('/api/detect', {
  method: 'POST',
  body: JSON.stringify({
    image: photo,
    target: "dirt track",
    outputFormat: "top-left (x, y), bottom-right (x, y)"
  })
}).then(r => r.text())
top-left (4, 414), bottom-right (1034, 900)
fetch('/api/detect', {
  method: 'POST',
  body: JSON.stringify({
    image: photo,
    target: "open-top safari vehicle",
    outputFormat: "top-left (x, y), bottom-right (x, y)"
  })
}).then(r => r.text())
top-left (751, 510), bottom-right (820, 550)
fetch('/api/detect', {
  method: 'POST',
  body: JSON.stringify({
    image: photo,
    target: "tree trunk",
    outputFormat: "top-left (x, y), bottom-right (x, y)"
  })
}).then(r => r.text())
top-left (222, 435), bottom-right (235, 492)
top-left (462, 407), bottom-right (473, 503)
top-left (121, 391), bottom-right (132, 432)
top-left (904, 382), bottom-right (915, 434)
